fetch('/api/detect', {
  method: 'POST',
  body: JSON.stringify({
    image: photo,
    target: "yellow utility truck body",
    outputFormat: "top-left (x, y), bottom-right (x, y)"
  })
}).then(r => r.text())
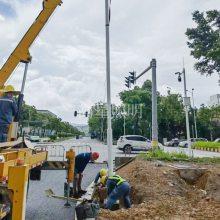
top-left (0, 1), bottom-right (65, 219)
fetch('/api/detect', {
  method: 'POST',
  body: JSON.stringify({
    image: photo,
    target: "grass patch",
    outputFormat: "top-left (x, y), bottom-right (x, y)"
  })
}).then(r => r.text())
top-left (138, 149), bottom-right (220, 164)
top-left (138, 149), bottom-right (189, 161)
top-left (192, 141), bottom-right (220, 149)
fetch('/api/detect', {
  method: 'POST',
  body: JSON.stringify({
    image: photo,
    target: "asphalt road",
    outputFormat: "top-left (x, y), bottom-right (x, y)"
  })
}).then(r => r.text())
top-left (59, 137), bottom-right (220, 159)
top-left (26, 163), bottom-right (107, 220)
top-left (161, 145), bottom-right (220, 158)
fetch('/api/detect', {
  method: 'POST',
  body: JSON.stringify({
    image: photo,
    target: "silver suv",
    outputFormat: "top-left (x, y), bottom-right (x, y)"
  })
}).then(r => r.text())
top-left (179, 138), bottom-right (208, 148)
top-left (117, 135), bottom-right (151, 154)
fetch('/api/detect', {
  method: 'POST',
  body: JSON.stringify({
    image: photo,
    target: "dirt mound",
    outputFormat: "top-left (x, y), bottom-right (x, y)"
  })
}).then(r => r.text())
top-left (97, 159), bottom-right (220, 220)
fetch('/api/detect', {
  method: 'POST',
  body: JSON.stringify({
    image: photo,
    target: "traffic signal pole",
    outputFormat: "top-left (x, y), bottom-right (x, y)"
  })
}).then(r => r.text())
top-left (126, 59), bottom-right (158, 149)
top-left (151, 59), bottom-right (158, 148)
top-left (105, 0), bottom-right (113, 176)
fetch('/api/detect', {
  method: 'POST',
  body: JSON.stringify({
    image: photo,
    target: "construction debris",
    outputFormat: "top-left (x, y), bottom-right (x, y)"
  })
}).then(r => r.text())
top-left (97, 159), bottom-right (220, 220)
top-left (45, 188), bottom-right (82, 202)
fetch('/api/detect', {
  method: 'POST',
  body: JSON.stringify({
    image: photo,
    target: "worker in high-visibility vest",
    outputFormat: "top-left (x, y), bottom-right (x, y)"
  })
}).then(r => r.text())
top-left (94, 168), bottom-right (107, 185)
top-left (92, 169), bottom-right (108, 205)
top-left (105, 175), bottom-right (131, 210)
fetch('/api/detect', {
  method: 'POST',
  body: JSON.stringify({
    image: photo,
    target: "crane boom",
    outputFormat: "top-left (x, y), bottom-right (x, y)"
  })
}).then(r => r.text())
top-left (0, 0), bottom-right (62, 89)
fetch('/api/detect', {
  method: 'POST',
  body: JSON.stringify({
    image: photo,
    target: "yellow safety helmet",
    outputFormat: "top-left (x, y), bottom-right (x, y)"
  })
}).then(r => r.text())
top-left (100, 169), bottom-right (107, 177)
top-left (0, 85), bottom-right (20, 95)
top-left (100, 175), bottom-right (107, 185)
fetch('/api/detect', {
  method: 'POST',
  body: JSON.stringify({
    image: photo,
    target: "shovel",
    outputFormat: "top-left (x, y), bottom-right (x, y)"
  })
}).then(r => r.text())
top-left (45, 188), bottom-right (83, 202)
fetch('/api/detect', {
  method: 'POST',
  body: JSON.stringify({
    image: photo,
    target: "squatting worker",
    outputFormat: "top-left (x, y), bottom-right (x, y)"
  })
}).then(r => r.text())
top-left (106, 174), bottom-right (131, 210)
top-left (94, 168), bottom-right (108, 186)
top-left (0, 85), bottom-right (18, 143)
top-left (92, 169), bottom-right (108, 205)
top-left (73, 151), bottom-right (99, 197)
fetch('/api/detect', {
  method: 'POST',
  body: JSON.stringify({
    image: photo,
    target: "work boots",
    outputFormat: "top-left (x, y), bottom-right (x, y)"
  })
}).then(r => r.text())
top-left (78, 173), bottom-right (87, 195)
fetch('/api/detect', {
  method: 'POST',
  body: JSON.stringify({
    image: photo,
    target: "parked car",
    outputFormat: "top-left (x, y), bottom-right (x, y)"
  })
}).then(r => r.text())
top-left (167, 138), bottom-right (181, 147)
top-left (117, 135), bottom-right (152, 154)
top-left (214, 138), bottom-right (220, 143)
top-left (26, 135), bottom-right (40, 142)
top-left (179, 138), bottom-right (208, 148)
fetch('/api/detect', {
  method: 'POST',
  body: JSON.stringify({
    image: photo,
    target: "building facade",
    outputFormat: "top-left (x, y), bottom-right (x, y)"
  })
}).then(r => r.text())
top-left (208, 94), bottom-right (220, 107)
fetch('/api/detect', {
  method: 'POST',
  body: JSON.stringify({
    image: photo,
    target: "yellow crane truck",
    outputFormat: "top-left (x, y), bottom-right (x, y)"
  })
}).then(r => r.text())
top-left (0, 1), bottom-right (75, 219)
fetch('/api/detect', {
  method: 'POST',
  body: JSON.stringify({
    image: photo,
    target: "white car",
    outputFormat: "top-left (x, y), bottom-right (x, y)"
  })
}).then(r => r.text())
top-left (117, 135), bottom-right (152, 154)
top-left (26, 135), bottom-right (40, 142)
top-left (214, 138), bottom-right (220, 143)
top-left (179, 138), bottom-right (208, 148)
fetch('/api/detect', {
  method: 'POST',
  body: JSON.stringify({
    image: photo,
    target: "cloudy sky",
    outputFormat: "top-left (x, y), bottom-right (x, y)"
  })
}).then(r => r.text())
top-left (0, 0), bottom-right (219, 124)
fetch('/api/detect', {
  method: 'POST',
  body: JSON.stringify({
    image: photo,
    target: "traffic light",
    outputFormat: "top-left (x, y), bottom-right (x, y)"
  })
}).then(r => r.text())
top-left (85, 111), bottom-right (88, 117)
top-left (129, 71), bottom-right (136, 84)
top-left (74, 111), bottom-right (77, 117)
top-left (125, 77), bottom-right (130, 88)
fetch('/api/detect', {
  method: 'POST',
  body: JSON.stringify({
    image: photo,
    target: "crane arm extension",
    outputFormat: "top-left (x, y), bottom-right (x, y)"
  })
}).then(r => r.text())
top-left (0, 0), bottom-right (62, 89)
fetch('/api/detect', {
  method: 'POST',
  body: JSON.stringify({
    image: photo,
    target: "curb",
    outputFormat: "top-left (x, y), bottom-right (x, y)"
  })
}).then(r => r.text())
top-left (194, 146), bottom-right (220, 153)
top-left (75, 182), bottom-right (95, 220)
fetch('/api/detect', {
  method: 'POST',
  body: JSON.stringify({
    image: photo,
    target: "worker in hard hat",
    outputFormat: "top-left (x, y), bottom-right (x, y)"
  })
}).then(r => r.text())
top-left (92, 169), bottom-right (108, 205)
top-left (94, 168), bottom-right (108, 185)
top-left (0, 85), bottom-right (19, 143)
top-left (105, 175), bottom-right (131, 210)
top-left (73, 152), bottom-right (99, 197)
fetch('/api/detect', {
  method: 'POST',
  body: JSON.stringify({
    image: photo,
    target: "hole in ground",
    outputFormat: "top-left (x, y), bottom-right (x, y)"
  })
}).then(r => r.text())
top-left (176, 168), bottom-right (209, 186)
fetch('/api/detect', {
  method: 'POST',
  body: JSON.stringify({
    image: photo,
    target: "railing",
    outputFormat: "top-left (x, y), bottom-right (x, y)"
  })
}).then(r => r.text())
top-left (71, 144), bottom-right (91, 155)
top-left (33, 144), bottom-right (92, 161)
top-left (34, 144), bottom-right (66, 161)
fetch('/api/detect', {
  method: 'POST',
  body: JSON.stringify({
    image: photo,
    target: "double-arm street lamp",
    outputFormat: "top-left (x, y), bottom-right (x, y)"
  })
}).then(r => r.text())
top-left (175, 68), bottom-right (192, 157)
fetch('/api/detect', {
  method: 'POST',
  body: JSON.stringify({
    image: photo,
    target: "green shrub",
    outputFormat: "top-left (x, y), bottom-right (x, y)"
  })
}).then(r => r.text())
top-left (192, 141), bottom-right (220, 149)
top-left (139, 149), bottom-right (189, 161)
top-left (50, 134), bottom-right (57, 140)
top-left (138, 149), bottom-right (220, 163)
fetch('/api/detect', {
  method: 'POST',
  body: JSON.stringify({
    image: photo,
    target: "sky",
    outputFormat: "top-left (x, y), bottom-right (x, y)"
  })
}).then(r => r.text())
top-left (0, 0), bottom-right (219, 125)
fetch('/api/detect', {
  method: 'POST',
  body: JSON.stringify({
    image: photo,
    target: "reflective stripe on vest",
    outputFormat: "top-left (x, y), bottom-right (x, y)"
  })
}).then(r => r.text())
top-left (108, 175), bottom-right (126, 186)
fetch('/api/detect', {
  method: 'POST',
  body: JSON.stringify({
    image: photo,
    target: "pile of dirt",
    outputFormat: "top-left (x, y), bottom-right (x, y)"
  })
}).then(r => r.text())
top-left (97, 159), bottom-right (220, 220)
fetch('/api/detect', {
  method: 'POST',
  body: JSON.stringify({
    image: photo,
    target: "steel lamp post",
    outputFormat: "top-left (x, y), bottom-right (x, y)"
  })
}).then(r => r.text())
top-left (175, 68), bottom-right (192, 157)
top-left (187, 88), bottom-right (198, 138)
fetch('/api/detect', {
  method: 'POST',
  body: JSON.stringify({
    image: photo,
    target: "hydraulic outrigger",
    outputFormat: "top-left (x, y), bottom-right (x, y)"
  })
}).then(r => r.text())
top-left (0, 1), bottom-right (73, 219)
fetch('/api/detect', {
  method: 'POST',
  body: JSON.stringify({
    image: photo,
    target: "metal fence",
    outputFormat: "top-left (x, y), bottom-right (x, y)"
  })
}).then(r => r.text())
top-left (34, 143), bottom-right (92, 161)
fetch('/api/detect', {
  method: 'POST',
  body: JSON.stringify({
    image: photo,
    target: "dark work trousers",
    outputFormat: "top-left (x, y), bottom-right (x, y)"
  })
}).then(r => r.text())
top-left (106, 181), bottom-right (131, 210)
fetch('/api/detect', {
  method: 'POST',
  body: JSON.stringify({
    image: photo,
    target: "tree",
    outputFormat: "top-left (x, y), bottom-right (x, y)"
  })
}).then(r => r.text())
top-left (19, 102), bottom-right (80, 137)
top-left (158, 93), bottom-right (185, 140)
top-left (196, 105), bottom-right (220, 140)
top-left (186, 10), bottom-right (220, 76)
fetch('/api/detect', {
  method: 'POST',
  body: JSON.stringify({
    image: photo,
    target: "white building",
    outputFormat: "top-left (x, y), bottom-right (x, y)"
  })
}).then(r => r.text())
top-left (208, 94), bottom-right (220, 107)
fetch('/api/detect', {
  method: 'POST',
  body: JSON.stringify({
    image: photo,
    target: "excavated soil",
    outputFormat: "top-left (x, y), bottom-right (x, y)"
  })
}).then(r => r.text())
top-left (97, 159), bottom-right (220, 220)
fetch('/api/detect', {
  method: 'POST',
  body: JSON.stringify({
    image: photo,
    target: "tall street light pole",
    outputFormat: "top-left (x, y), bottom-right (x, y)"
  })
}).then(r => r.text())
top-left (187, 88), bottom-right (198, 138)
top-left (124, 118), bottom-right (125, 136)
top-left (175, 68), bottom-right (192, 157)
top-left (191, 88), bottom-right (198, 138)
top-left (105, 0), bottom-right (113, 175)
